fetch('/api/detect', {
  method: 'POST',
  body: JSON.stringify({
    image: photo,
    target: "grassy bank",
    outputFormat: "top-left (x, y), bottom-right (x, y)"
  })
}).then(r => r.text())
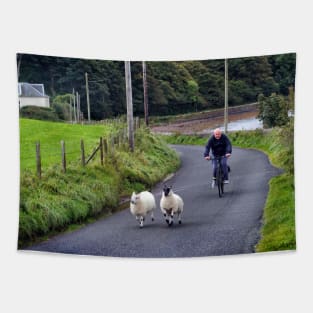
top-left (19, 122), bottom-right (180, 247)
top-left (161, 124), bottom-right (295, 252)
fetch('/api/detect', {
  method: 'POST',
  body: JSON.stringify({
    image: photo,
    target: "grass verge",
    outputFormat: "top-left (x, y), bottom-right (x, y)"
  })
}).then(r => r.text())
top-left (19, 126), bottom-right (180, 248)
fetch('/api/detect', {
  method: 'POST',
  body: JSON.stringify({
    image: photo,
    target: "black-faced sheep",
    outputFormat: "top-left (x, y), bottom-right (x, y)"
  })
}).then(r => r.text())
top-left (130, 191), bottom-right (156, 228)
top-left (160, 185), bottom-right (184, 226)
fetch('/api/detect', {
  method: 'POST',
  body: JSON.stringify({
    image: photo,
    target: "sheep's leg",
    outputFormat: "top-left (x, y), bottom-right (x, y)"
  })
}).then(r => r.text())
top-left (139, 216), bottom-right (144, 228)
top-left (178, 211), bottom-right (182, 224)
top-left (163, 212), bottom-right (169, 224)
top-left (151, 211), bottom-right (154, 221)
top-left (168, 209), bottom-right (174, 227)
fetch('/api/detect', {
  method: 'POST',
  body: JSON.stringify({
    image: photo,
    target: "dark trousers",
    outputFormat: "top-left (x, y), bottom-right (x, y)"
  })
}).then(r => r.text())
top-left (212, 157), bottom-right (229, 180)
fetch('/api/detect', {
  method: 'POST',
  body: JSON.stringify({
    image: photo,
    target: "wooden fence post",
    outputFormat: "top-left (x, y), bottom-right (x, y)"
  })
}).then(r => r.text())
top-left (36, 141), bottom-right (41, 179)
top-left (119, 130), bottom-right (123, 149)
top-left (100, 137), bottom-right (104, 165)
top-left (103, 138), bottom-right (108, 158)
top-left (61, 140), bottom-right (66, 173)
top-left (81, 139), bottom-right (85, 166)
top-left (133, 117), bottom-right (136, 131)
top-left (123, 128), bottom-right (126, 148)
top-left (137, 117), bottom-right (140, 129)
top-left (110, 135), bottom-right (115, 155)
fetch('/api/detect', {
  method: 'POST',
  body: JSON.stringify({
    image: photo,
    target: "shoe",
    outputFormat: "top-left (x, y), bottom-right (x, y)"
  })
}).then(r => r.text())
top-left (223, 180), bottom-right (229, 184)
top-left (211, 180), bottom-right (215, 188)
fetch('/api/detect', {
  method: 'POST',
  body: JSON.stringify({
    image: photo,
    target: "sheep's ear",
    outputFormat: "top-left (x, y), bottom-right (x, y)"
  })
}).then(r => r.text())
top-left (132, 191), bottom-right (136, 196)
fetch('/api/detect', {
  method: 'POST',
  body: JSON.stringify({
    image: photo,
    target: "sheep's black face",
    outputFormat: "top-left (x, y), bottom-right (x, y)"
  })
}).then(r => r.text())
top-left (163, 185), bottom-right (172, 196)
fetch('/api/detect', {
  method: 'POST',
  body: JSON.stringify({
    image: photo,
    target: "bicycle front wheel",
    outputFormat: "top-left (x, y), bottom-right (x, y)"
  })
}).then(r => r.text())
top-left (217, 167), bottom-right (223, 198)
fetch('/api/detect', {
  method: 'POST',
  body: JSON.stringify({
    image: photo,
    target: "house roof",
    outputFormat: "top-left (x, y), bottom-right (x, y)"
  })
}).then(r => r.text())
top-left (18, 83), bottom-right (47, 97)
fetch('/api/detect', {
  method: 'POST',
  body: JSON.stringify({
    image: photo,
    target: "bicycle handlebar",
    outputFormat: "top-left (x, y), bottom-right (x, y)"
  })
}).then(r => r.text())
top-left (205, 155), bottom-right (227, 160)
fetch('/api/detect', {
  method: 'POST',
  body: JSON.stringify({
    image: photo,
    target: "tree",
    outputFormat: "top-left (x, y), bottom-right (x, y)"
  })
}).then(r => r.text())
top-left (52, 94), bottom-right (72, 121)
top-left (198, 71), bottom-right (224, 108)
top-left (268, 53), bottom-right (296, 95)
top-left (228, 80), bottom-right (254, 105)
top-left (258, 93), bottom-right (289, 128)
top-left (18, 53), bottom-right (296, 120)
top-left (288, 86), bottom-right (295, 113)
top-left (187, 80), bottom-right (199, 111)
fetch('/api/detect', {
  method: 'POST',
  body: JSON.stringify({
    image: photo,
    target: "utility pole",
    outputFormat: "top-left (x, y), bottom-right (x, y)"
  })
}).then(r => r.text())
top-left (85, 72), bottom-right (91, 123)
top-left (142, 61), bottom-right (149, 126)
top-left (124, 61), bottom-right (134, 152)
top-left (79, 94), bottom-right (82, 122)
top-left (224, 58), bottom-right (229, 133)
top-left (69, 94), bottom-right (72, 123)
top-left (73, 89), bottom-right (77, 123)
top-left (79, 94), bottom-right (81, 122)
top-left (76, 91), bottom-right (80, 122)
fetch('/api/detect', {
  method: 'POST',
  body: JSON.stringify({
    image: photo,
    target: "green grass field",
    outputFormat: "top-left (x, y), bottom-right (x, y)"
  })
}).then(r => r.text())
top-left (20, 119), bottom-right (119, 171)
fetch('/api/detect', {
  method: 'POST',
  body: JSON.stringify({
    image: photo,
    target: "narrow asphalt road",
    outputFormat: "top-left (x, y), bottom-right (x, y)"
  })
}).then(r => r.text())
top-left (23, 145), bottom-right (281, 258)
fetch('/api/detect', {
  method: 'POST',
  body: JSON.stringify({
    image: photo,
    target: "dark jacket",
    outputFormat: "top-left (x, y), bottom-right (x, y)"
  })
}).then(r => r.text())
top-left (204, 133), bottom-right (232, 157)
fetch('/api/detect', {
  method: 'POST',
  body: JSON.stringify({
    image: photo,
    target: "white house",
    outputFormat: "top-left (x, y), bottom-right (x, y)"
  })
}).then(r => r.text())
top-left (18, 82), bottom-right (50, 109)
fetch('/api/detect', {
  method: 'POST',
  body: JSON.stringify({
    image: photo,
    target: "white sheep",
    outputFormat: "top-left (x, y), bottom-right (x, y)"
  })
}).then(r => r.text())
top-left (130, 191), bottom-right (156, 228)
top-left (160, 184), bottom-right (184, 226)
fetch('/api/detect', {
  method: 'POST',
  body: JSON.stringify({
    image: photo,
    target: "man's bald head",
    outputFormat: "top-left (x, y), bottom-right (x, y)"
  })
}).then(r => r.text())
top-left (213, 128), bottom-right (222, 139)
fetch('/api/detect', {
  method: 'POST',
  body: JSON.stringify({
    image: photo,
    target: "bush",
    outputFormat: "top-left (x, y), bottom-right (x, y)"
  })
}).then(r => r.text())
top-left (20, 106), bottom-right (60, 121)
top-left (52, 94), bottom-right (72, 121)
top-left (257, 93), bottom-right (289, 128)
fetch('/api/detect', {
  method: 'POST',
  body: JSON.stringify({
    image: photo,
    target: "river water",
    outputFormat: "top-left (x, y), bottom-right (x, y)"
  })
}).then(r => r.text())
top-left (152, 114), bottom-right (263, 135)
top-left (216, 117), bottom-right (263, 132)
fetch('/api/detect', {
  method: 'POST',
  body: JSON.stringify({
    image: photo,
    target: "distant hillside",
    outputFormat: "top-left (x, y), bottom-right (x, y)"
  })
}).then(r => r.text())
top-left (18, 53), bottom-right (296, 120)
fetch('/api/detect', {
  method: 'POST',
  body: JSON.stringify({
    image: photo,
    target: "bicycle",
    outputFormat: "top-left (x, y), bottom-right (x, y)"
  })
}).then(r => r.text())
top-left (215, 156), bottom-right (225, 197)
top-left (208, 156), bottom-right (229, 198)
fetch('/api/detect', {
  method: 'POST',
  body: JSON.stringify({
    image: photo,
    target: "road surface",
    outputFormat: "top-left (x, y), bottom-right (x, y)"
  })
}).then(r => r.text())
top-left (23, 145), bottom-right (281, 258)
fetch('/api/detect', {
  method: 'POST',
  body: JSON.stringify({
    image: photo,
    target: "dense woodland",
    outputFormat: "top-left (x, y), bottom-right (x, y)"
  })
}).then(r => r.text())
top-left (17, 53), bottom-right (296, 120)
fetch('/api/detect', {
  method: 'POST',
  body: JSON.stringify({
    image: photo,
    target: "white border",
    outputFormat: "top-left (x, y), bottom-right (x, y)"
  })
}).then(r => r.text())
top-left (1, 1), bottom-right (311, 312)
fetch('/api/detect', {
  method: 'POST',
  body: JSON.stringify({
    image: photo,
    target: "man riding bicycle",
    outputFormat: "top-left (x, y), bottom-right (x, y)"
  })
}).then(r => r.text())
top-left (204, 128), bottom-right (232, 186)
